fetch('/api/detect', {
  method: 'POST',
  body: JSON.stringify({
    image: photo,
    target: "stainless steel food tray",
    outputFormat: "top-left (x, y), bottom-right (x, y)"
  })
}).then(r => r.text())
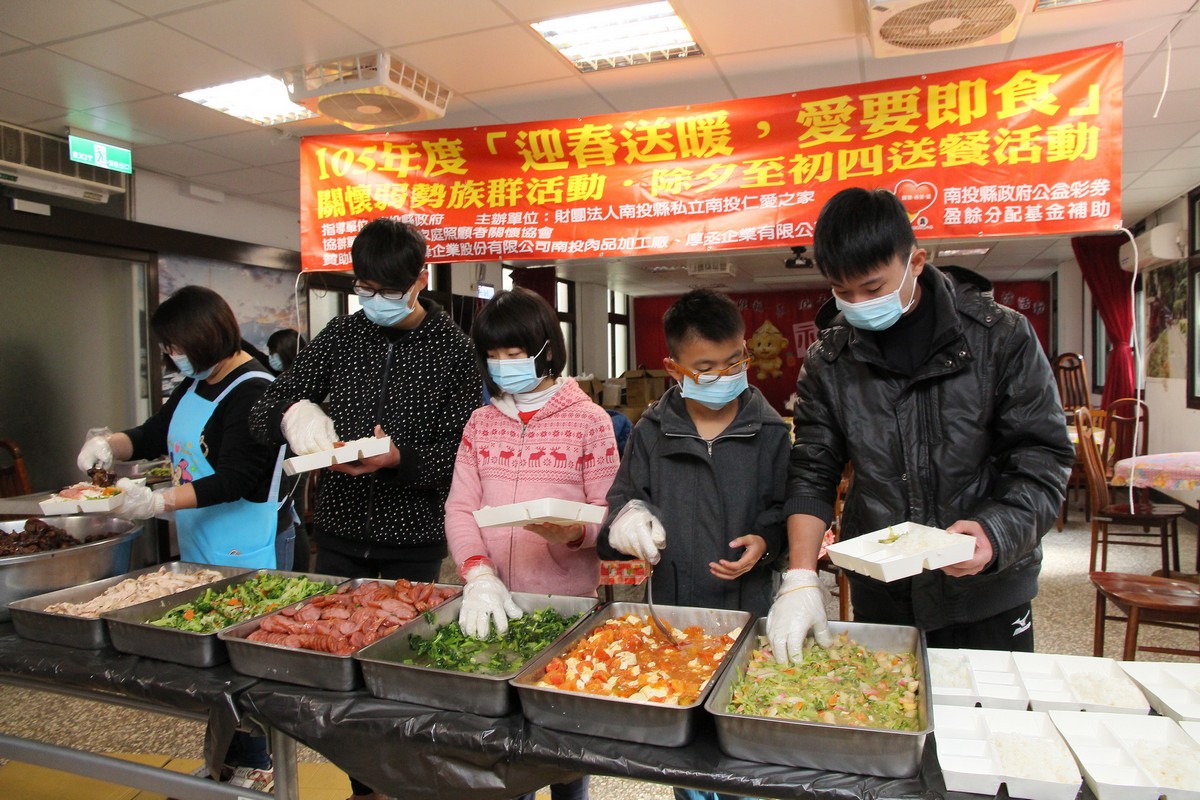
top-left (357, 591), bottom-right (598, 716)
top-left (8, 562), bottom-right (249, 649)
top-left (511, 601), bottom-right (751, 746)
top-left (101, 570), bottom-right (345, 668)
top-left (0, 517), bottom-right (146, 623)
top-left (218, 579), bottom-right (461, 690)
top-left (704, 619), bottom-right (932, 778)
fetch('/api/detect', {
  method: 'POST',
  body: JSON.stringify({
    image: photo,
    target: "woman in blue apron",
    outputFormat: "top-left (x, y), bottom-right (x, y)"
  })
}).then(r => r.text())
top-left (75, 284), bottom-right (293, 786)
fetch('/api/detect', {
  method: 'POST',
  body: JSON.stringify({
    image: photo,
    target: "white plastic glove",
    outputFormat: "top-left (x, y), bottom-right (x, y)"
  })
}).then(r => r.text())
top-left (114, 478), bottom-right (167, 520)
top-left (458, 564), bottom-right (523, 638)
top-left (77, 433), bottom-right (114, 473)
top-left (766, 569), bottom-right (834, 663)
top-left (607, 499), bottom-right (666, 564)
top-left (281, 400), bottom-right (337, 455)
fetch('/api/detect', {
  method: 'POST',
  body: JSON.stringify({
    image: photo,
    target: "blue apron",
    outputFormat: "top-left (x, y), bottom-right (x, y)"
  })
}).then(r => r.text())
top-left (168, 372), bottom-right (285, 569)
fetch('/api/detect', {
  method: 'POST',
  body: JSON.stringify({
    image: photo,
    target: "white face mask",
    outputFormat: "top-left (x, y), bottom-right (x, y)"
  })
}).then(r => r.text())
top-left (268, 353), bottom-right (284, 372)
top-left (834, 249), bottom-right (917, 331)
top-left (486, 341), bottom-right (549, 395)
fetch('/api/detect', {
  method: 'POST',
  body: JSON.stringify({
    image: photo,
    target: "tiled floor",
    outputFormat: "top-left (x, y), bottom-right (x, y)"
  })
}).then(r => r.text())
top-left (0, 515), bottom-right (1195, 799)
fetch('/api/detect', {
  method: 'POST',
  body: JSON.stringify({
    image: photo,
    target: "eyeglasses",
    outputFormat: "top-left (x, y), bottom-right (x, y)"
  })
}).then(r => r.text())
top-left (668, 353), bottom-right (753, 385)
top-left (352, 281), bottom-right (411, 301)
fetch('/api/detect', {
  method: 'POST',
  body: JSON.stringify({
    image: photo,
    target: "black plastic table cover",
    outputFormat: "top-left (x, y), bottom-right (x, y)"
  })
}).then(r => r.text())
top-left (0, 624), bottom-right (257, 778)
top-left (239, 681), bottom-right (1019, 800)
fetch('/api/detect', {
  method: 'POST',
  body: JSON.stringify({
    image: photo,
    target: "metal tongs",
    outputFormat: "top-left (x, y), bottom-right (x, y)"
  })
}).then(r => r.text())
top-left (644, 564), bottom-right (677, 648)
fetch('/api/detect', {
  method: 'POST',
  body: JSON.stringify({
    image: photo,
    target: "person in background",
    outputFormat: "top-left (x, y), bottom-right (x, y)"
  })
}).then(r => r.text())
top-left (445, 288), bottom-right (618, 800)
top-left (267, 328), bottom-right (305, 375)
top-left (768, 187), bottom-right (1074, 664)
top-left (597, 288), bottom-right (788, 800)
top-left (248, 218), bottom-right (480, 800)
top-left (76, 284), bottom-right (292, 789)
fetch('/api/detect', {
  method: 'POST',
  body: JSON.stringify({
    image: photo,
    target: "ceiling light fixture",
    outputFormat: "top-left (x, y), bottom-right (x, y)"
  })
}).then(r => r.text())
top-left (937, 246), bottom-right (992, 257)
top-left (179, 75), bottom-right (317, 126)
top-left (531, 1), bottom-right (701, 73)
top-left (1033, 0), bottom-right (1109, 10)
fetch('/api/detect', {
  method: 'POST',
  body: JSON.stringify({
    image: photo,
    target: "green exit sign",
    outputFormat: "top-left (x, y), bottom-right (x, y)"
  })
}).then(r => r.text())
top-left (68, 135), bottom-right (132, 174)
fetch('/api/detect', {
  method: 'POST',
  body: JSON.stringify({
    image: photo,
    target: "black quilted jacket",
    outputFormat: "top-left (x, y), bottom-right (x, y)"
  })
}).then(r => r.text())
top-left (786, 265), bottom-right (1074, 630)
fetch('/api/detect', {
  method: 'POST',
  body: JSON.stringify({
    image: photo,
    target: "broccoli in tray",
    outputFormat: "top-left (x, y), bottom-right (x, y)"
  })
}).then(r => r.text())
top-left (149, 572), bottom-right (336, 633)
top-left (406, 607), bottom-right (583, 675)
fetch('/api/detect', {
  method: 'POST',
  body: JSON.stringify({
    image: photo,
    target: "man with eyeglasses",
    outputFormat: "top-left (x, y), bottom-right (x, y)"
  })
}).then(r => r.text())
top-left (598, 288), bottom-right (791, 621)
top-left (768, 188), bottom-right (1073, 664)
top-left (249, 218), bottom-right (480, 800)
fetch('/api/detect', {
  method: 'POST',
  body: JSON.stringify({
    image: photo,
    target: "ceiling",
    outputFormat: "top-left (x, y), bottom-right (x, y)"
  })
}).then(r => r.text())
top-left (2, 0), bottom-right (1199, 295)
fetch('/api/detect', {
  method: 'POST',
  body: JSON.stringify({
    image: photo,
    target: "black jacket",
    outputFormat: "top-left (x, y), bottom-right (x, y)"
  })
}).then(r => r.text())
top-left (249, 300), bottom-right (481, 556)
top-left (598, 385), bottom-right (790, 618)
top-left (786, 265), bottom-right (1074, 630)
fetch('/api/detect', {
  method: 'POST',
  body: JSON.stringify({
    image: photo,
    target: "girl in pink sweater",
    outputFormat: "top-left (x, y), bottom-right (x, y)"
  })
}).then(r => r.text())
top-left (445, 288), bottom-right (619, 637)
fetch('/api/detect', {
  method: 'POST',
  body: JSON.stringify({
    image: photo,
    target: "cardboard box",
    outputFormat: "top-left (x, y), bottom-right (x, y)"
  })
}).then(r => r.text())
top-left (621, 369), bottom-right (670, 407)
top-left (615, 405), bottom-right (646, 425)
top-left (573, 377), bottom-right (604, 404)
top-left (601, 380), bottom-right (624, 407)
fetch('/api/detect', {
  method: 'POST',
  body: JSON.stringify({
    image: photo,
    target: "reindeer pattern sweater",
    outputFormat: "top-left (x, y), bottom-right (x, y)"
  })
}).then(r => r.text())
top-left (444, 378), bottom-right (619, 597)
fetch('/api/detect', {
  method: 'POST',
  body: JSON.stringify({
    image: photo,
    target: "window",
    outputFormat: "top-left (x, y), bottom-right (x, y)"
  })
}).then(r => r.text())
top-left (1091, 306), bottom-right (1109, 391)
top-left (1190, 261), bottom-right (1200, 408)
top-left (556, 278), bottom-right (577, 376)
top-left (608, 290), bottom-right (630, 377)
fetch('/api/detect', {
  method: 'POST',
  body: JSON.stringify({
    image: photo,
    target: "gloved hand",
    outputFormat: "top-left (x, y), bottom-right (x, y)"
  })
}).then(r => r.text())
top-left (281, 400), bottom-right (337, 455)
top-left (114, 478), bottom-right (168, 520)
top-left (607, 500), bottom-right (666, 564)
top-left (458, 563), bottom-right (523, 638)
top-left (76, 431), bottom-right (114, 473)
top-left (766, 569), bottom-right (833, 663)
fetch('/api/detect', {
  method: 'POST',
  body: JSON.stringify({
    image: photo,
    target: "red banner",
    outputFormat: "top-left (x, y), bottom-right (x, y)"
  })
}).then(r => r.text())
top-left (633, 280), bottom-right (1052, 414)
top-left (300, 44), bottom-right (1122, 271)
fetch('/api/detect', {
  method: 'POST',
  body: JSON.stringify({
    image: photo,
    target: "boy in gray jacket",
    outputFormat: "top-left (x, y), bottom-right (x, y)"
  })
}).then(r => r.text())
top-left (598, 288), bottom-right (790, 619)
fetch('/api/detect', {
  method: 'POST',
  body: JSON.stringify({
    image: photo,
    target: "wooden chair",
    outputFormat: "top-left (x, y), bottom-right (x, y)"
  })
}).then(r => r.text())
top-left (1054, 353), bottom-right (1092, 530)
top-left (1090, 571), bottom-right (1200, 660)
top-left (0, 439), bottom-right (32, 498)
top-left (1101, 397), bottom-right (1149, 482)
top-left (1074, 408), bottom-right (1183, 574)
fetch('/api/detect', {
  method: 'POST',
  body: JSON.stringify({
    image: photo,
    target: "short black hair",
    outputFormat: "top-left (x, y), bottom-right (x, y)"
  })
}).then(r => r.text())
top-left (663, 289), bottom-right (745, 357)
top-left (813, 188), bottom-right (916, 283)
top-left (471, 288), bottom-right (567, 395)
top-left (152, 285), bottom-right (241, 372)
top-left (267, 328), bottom-right (306, 371)
top-left (351, 217), bottom-right (427, 290)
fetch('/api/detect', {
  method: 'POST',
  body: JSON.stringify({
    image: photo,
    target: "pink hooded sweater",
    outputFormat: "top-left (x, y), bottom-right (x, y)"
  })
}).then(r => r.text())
top-left (445, 378), bottom-right (619, 597)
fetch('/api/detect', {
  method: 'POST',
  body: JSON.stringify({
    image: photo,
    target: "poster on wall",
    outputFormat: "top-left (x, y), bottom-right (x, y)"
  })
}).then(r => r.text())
top-left (298, 44), bottom-right (1122, 271)
top-left (633, 279), bottom-right (1051, 414)
top-left (1144, 261), bottom-right (1188, 379)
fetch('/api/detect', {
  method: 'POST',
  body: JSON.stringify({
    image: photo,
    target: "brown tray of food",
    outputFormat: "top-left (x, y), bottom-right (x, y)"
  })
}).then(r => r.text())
top-left (101, 570), bottom-right (345, 668)
top-left (9, 562), bottom-right (249, 649)
top-left (218, 578), bottom-right (461, 690)
top-left (357, 591), bottom-right (598, 717)
top-left (511, 602), bottom-right (750, 746)
top-left (704, 619), bottom-right (932, 778)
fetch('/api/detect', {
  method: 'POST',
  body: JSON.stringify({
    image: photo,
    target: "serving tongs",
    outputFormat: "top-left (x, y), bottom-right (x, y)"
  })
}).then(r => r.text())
top-left (644, 564), bottom-right (677, 648)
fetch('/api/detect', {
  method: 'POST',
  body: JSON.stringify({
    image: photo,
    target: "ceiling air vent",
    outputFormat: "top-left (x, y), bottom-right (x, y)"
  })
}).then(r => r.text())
top-left (0, 122), bottom-right (126, 203)
top-left (283, 52), bottom-right (451, 131)
top-left (865, 0), bottom-right (1031, 58)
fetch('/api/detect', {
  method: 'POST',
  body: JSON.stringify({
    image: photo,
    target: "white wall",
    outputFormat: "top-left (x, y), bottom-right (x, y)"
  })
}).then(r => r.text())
top-left (132, 170), bottom-right (300, 251)
top-left (575, 282), bottom-right (610, 379)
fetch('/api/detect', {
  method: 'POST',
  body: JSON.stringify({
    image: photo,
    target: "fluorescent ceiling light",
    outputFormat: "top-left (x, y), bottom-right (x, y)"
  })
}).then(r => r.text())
top-left (531, 1), bottom-right (701, 73)
top-left (179, 75), bottom-right (317, 126)
top-left (937, 247), bottom-right (991, 257)
top-left (1033, 0), bottom-right (1109, 10)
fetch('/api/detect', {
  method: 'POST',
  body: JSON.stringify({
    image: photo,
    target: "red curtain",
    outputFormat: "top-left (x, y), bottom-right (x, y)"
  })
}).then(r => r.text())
top-left (1071, 232), bottom-right (1135, 409)
top-left (509, 267), bottom-right (557, 305)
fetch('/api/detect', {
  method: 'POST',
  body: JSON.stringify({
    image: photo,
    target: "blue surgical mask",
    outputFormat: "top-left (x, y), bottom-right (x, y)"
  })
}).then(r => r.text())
top-left (171, 353), bottom-right (214, 381)
top-left (834, 250), bottom-right (917, 332)
top-left (268, 353), bottom-right (284, 372)
top-left (487, 342), bottom-right (549, 395)
top-left (361, 289), bottom-right (417, 327)
top-left (681, 371), bottom-right (748, 410)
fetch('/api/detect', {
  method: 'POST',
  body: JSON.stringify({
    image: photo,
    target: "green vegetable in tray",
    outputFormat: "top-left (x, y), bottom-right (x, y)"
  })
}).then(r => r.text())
top-left (726, 633), bottom-right (921, 731)
top-left (149, 572), bottom-right (336, 633)
top-left (406, 607), bottom-right (583, 675)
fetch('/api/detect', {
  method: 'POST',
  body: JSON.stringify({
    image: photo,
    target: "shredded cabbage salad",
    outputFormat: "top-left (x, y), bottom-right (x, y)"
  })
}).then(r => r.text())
top-left (726, 633), bottom-right (921, 730)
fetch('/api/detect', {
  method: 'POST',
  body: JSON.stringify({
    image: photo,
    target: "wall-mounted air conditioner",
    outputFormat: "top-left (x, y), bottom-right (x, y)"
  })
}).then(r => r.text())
top-left (864, 0), bottom-right (1032, 59)
top-left (1118, 222), bottom-right (1185, 272)
top-left (0, 123), bottom-right (126, 204)
top-left (0, 163), bottom-right (117, 203)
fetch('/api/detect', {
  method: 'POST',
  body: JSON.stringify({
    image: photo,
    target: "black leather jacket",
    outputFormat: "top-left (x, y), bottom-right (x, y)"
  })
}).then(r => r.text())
top-left (786, 265), bottom-right (1074, 630)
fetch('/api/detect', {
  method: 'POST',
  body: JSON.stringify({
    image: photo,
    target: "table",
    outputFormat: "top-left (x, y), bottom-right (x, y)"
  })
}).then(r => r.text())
top-left (1112, 452), bottom-right (1200, 572)
top-left (0, 624), bottom-right (297, 799)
